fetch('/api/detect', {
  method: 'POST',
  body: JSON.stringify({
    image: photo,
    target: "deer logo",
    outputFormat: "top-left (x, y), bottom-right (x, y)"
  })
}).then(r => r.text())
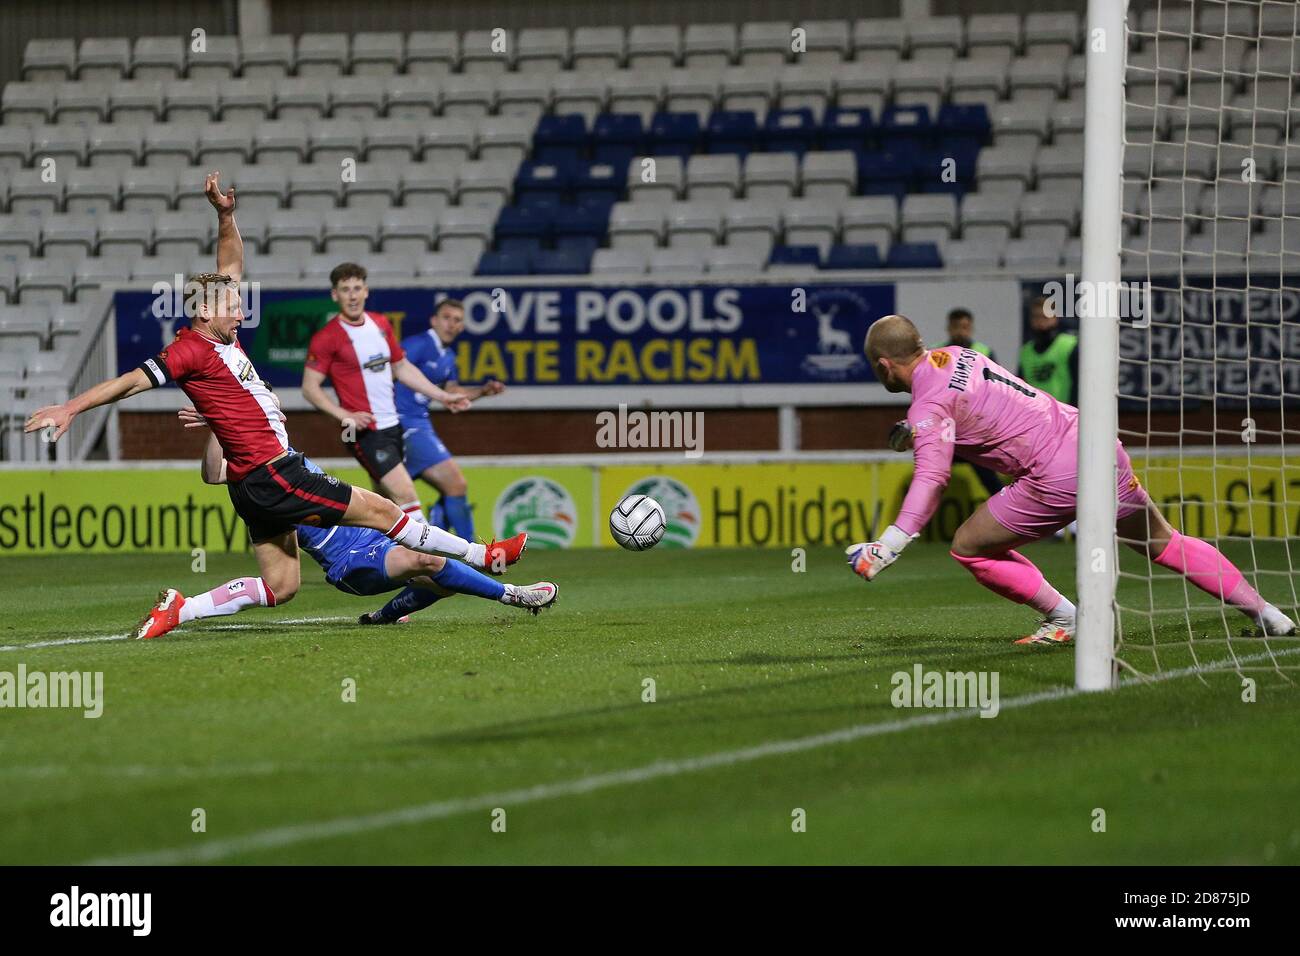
top-left (813, 302), bottom-right (852, 354)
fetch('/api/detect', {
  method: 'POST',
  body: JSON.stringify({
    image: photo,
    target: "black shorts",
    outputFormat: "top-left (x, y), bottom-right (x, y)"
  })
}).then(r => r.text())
top-left (345, 424), bottom-right (405, 483)
top-left (228, 453), bottom-right (353, 543)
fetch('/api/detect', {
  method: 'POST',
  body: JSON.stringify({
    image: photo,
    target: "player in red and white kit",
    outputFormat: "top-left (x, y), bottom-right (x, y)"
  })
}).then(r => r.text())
top-left (24, 173), bottom-right (527, 639)
top-left (301, 262), bottom-right (458, 524)
top-left (846, 315), bottom-right (1295, 644)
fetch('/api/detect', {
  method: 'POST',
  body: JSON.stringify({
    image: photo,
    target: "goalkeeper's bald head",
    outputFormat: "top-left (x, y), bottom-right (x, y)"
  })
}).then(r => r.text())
top-left (864, 315), bottom-right (925, 393)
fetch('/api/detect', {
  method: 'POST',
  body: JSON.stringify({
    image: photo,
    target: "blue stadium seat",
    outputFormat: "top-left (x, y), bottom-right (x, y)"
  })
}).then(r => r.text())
top-left (554, 201), bottom-right (612, 242)
top-left (533, 114), bottom-right (589, 165)
top-left (476, 250), bottom-right (532, 276)
top-left (879, 105), bottom-right (934, 153)
top-left (573, 160), bottom-right (625, 206)
top-left (498, 236), bottom-right (545, 255)
top-left (768, 244), bottom-right (822, 268)
top-left (705, 110), bottom-right (759, 157)
top-left (856, 150), bottom-right (912, 200)
top-left (647, 111), bottom-right (701, 161)
top-left (914, 144), bottom-right (977, 200)
top-left (495, 205), bottom-right (553, 251)
top-left (762, 108), bottom-right (818, 155)
top-left (823, 244), bottom-right (883, 270)
top-left (937, 104), bottom-right (991, 154)
top-left (591, 113), bottom-right (645, 167)
top-left (532, 246), bottom-right (594, 275)
top-left (885, 242), bottom-right (943, 269)
top-left (821, 108), bottom-right (875, 153)
top-left (515, 161), bottom-right (574, 207)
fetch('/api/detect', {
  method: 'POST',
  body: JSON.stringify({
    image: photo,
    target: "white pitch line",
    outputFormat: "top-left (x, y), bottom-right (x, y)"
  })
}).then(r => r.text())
top-left (0, 616), bottom-right (353, 651)
top-left (81, 645), bottom-right (1300, 867)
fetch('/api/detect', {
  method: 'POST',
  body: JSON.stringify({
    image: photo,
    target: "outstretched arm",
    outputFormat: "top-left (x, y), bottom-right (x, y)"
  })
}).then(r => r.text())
top-left (393, 359), bottom-right (471, 412)
top-left (23, 368), bottom-right (154, 441)
top-left (205, 171), bottom-right (242, 283)
top-left (444, 378), bottom-right (506, 402)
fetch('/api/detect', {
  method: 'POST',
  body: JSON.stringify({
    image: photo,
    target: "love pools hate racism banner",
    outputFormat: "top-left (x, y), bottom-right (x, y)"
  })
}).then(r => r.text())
top-left (114, 282), bottom-right (896, 389)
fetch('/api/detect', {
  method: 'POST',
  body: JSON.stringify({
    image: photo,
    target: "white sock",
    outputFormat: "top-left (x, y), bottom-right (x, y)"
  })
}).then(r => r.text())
top-left (399, 500), bottom-right (426, 522)
top-left (179, 577), bottom-right (272, 623)
top-left (385, 514), bottom-right (473, 560)
top-left (1048, 596), bottom-right (1077, 627)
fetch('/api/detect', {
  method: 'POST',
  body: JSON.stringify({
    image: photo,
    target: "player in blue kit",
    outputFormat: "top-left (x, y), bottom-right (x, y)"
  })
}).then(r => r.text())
top-left (134, 404), bottom-right (557, 638)
top-left (394, 299), bottom-right (504, 538)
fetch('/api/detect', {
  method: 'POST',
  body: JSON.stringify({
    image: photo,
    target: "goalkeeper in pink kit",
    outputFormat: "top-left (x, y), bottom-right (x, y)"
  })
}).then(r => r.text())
top-left (847, 315), bottom-right (1296, 644)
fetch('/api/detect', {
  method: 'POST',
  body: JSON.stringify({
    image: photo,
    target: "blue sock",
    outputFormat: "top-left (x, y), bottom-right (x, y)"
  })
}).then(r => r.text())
top-left (432, 559), bottom-right (505, 600)
top-left (443, 494), bottom-right (474, 540)
top-left (427, 498), bottom-right (446, 529)
top-left (374, 586), bottom-right (443, 622)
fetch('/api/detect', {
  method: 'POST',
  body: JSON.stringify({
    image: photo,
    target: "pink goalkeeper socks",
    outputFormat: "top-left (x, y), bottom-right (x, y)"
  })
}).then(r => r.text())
top-left (950, 550), bottom-right (1064, 615)
top-left (1153, 531), bottom-right (1266, 616)
top-left (178, 576), bottom-right (273, 623)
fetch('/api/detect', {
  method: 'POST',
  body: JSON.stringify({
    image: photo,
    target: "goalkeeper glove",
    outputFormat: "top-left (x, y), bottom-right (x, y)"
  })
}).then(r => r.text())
top-left (846, 525), bottom-right (915, 582)
top-left (888, 420), bottom-right (914, 452)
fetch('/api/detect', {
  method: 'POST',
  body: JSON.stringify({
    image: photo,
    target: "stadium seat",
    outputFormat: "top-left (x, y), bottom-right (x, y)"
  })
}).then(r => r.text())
top-left (767, 244), bottom-right (821, 275)
top-left (218, 79), bottom-right (275, 123)
top-left (478, 115), bottom-right (537, 165)
top-left (720, 67), bottom-right (775, 120)
top-left (1024, 12), bottom-right (1079, 59)
top-left (2, 83), bottom-right (55, 126)
top-left (801, 151), bottom-right (857, 201)
top-left (591, 114), bottom-right (644, 167)
top-left (627, 155), bottom-right (683, 204)
top-left (42, 216), bottom-right (97, 261)
top-left (743, 153), bottom-right (799, 201)
top-left (532, 115), bottom-right (588, 166)
top-left (706, 110), bottom-right (760, 157)
top-left (64, 169), bottom-right (120, 216)
top-left (330, 77), bottom-right (386, 120)
top-left (683, 24), bottom-right (737, 69)
top-left (762, 108), bottom-right (819, 156)
top-left (241, 35), bottom-right (295, 79)
top-left (438, 205), bottom-right (496, 259)
top-left (885, 242), bottom-right (943, 269)
top-left (649, 246), bottom-right (703, 276)
top-left (782, 198), bottom-right (838, 256)
top-left (976, 146), bottom-right (1035, 198)
top-left (253, 120), bottom-right (309, 165)
top-left (801, 20), bottom-right (850, 64)
top-left (461, 29), bottom-right (513, 76)
top-left (1019, 191), bottom-right (1078, 246)
top-left (308, 119), bottom-right (364, 166)
top-left (8, 169), bottom-right (63, 216)
top-left (188, 36), bottom-right (240, 81)
top-left (110, 81), bottom-right (165, 125)
top-left (960, 192), bottom-right (1017, 246)
top-left (573, 161), bottom-right (624, 207)
top-left (417, 252), bottom-right (478, 279)
top-left (841, 196), bottom-right (897, 255)
top-left (591, 247), bottom-right (648, 276)
top-left (686, 153), bottom-right (742, 202)
top-left (852, 19), bottom-right (907, 59)
top-left (607, 72), bottom-right (666, 125)
top-left (648, 112), bottom-right (702, 161)
top-left (664, 70), bottom-right (722, 121)
top-left (230, 166), bottom-right (288, 212)
top-left (23, 39), bottom-right (76, 83)
top-left (457, 159), bottom-right (517, 209)
top-left (705, 243), bottom-right (766, 273)
top-left (321, 208), bottom-right (379, 256)
top-left (297, 33), bottom-right (350, 78)
top-left (496, 73), bottom-right (554, 121)
top-left (288, 165), bottom-right (344, 211)
top-left (78, 38), bottom-right (130, 82)
top-left (609, 201), bottom-right (665, 250)
top-left (777, 63), bottom-right (836, 118)
top-left (165, 80), bottom-right (220, 124)
top-left (143, 124), bottom-right (199, 168)
top-left (0, 128), bottom-right (32, 172)
top-left (153, 211), bottom-right (210, 258)
top-left (0, 306), bottom-right (50, 352)
top-left (517, 28), bottom-right (570, 73)
top-left (739, 22), bottom-right (792, 68)
top-left (406, 32), bottom-right (458, 75)
top-left (1003, 237), bottom-right (1062, 272)
top-left (275, 79), bottom-right (330, 121)
top-left (18, 259), bottom-right (76, 304)
top-left (551, 73), bottom-right (607, 125)
top-left (54, 82), bottom-right (109, 125)
top-left (477, 250), bottom-right (530, 276)
top-left (32, 125), bottom-right (87, 168)
top-left (249, 254), bottom-right (304, 282)
top-left (363, 119), bottom-right (421, 165)
top-left (351, 33), bottom-right (405, 76)
top-left (133, 36), bottom-right (185, 80)
top-left (900, 194), bottom-right (958, 245)
top-left (378, 208), bottom-right (436, 255)
top-left (942, 237), bottom-right (1002, 271)
top-left (627, 25), bottom-right (681, 71)
top-left (823, 244), bottom-right (883, 270)
top-left (397, 164), bottom-right (455, 210)
top-left (554, 203), bottom-right (612, 247)
top-left (0, 215), bottom-right (41, 259)
top-left (573, 26), bottom-right (625, 72)
top-left (533, 247), bottom-right (593, 275)
top-left (666, 200), bottom-right (724, 248)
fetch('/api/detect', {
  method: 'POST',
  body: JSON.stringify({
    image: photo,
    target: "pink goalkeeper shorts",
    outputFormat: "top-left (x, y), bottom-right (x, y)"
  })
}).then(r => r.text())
top-left (984, 439), bottom-right (1149, 541)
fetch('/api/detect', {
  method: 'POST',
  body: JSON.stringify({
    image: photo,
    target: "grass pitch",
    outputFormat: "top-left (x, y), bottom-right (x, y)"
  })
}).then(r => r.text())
top-left (1, 542), bottom-right (1297, 865)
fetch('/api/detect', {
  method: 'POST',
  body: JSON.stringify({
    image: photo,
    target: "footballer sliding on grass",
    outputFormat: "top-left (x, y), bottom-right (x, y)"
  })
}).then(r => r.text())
top-left (23, 172), bottom-right (529, 634)
top-left (846, 314), bottom-right (1296, 645)
top-left (129, 406), bottom-right (557, 639)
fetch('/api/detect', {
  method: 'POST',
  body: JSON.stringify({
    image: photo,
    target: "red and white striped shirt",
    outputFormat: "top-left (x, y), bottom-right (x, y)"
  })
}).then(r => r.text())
top-left (141, 326), bottom-right (288, 482)
top-left (305, 312), bottom-right (406, 430)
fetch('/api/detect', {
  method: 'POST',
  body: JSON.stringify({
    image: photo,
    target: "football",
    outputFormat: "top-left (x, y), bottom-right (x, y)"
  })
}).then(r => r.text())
top-left (609, 494), bottom-right (667, 551)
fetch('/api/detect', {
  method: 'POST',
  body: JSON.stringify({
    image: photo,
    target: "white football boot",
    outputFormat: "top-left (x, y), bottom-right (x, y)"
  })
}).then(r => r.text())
top-left (1256, 604), bottom-right (1297, 637)
top-left (501, 582), bottom-right (558, 615)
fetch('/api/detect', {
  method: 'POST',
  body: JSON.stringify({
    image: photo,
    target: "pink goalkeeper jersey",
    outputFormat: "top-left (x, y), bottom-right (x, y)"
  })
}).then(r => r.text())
top-left (895, 346), bottom-right (1079, 536)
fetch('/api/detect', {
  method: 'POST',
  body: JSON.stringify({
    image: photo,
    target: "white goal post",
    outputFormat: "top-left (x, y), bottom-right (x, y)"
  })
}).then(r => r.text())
top-left (1077, 0), bottom-right (1127, 691)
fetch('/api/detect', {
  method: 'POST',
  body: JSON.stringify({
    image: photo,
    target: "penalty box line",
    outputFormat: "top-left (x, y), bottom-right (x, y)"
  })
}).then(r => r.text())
top-left (82, 645), bottom-right (1300, 867)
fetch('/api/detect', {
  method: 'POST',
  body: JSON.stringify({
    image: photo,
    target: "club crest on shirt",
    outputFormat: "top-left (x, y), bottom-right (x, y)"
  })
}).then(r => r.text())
top-left (362, 353), bottom-right (390, 372)
top-left (928, 351), bottom-right (951, 369)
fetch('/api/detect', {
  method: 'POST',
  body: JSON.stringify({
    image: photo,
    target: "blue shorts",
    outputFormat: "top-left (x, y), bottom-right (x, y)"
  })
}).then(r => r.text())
top-left (401, 419), bottom-right (453, 476)
top-left (327, 538), bottom-right (399, 596)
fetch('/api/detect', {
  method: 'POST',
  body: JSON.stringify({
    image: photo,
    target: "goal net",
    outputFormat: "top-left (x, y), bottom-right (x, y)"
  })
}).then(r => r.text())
top-left (1116, 0), bottom-right (1300, 681)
